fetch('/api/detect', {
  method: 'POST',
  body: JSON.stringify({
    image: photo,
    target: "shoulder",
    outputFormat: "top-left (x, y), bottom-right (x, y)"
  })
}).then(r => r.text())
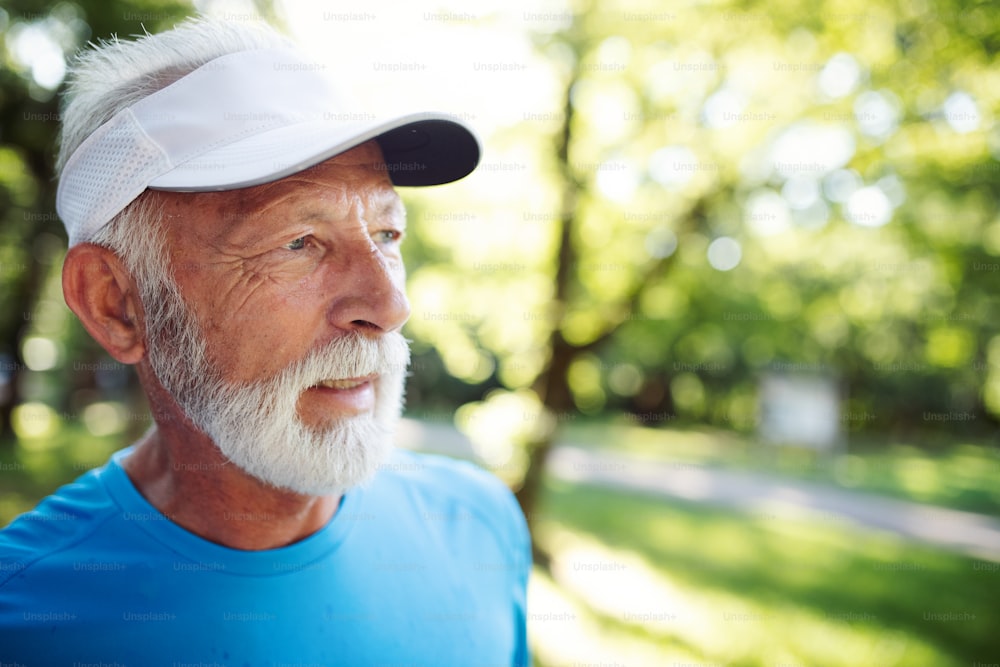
top-left (375, 448), bottom-right (530, 551)
top-left (0, 464), bottom-right (117, 588)
top-left (379, 448), bottom-right (520, 516)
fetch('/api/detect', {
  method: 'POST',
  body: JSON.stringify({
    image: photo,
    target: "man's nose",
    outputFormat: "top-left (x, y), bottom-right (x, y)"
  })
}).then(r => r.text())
top-left (325, 239), bottom-right (410, 334)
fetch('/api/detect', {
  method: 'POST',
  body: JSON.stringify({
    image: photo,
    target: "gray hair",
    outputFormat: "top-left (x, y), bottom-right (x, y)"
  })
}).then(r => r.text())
top-left (61, 18), bottom-right (291, 292)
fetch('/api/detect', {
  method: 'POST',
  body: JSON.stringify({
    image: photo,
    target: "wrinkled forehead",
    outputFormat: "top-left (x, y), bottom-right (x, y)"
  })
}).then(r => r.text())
top-left (153, 143), bottom-right (405, 244)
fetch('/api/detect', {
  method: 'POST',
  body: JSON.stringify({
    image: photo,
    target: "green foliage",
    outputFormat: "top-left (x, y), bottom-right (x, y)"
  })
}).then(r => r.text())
top-left (399, 0), bottom-right (999, 454)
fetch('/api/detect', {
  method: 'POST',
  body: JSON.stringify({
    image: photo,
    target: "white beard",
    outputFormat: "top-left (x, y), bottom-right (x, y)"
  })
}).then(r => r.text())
top-left (143, 279), bottom-right (410, 496)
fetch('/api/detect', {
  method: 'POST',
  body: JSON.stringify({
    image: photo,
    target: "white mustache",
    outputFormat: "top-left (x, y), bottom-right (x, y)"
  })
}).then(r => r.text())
top-left (271, 331), bottom-right (411, 394)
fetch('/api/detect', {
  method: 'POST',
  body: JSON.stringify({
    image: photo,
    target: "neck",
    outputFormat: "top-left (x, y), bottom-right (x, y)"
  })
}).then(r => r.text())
top-left (122, 415), bottom-right (339, 551)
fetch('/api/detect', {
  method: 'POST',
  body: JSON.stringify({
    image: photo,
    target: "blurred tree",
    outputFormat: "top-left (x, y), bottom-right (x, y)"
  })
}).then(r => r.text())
top-left (394, 0), bottom-right (999, 547)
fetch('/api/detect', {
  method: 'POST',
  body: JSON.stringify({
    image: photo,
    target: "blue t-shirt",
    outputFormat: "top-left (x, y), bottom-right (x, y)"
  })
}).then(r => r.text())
top-left (0, 447), bottom-right (530, 666)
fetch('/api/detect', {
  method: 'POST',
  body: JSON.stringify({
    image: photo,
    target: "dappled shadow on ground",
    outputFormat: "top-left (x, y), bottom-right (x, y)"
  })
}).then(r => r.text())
top-left (529, 479), bottom-right (1000, 667)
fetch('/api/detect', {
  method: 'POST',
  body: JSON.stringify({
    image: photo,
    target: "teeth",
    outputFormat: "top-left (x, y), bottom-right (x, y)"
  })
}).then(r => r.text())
top-left (316, 378), bottom-right (367, 390)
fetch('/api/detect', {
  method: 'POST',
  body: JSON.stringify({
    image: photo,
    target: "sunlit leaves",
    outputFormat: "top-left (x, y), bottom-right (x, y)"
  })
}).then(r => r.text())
top-left (0, 148), bottom-right (38, 208)
top-left (925, 327), bottom-right (976, 369)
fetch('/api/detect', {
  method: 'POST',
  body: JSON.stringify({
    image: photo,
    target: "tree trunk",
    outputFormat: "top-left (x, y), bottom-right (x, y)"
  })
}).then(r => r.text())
top-left (514, 52), bottom-right (582, 566)
top-left (516, 332), bottom-right (578, 569)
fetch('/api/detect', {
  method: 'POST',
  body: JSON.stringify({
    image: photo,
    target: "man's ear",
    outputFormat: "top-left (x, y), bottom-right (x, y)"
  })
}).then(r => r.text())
top-left (62, 243), bottom-right (145, 365)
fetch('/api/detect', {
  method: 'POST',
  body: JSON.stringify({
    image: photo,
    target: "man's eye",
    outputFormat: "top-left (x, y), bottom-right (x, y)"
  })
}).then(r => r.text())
top-left (285, 237), bottom-right (307, 251)
top-left (374, 230), bottom-right (403, 244)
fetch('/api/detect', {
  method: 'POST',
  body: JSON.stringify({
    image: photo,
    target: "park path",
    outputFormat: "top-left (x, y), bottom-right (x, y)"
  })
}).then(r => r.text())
top-left (396, 418), bottom-right (1000, 562)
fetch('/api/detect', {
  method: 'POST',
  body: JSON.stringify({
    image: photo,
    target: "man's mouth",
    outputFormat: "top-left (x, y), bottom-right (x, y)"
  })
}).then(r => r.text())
top-left (311, 375), bottom-right (376, 390)
top-left (300, 374), bottom-right (379, 419)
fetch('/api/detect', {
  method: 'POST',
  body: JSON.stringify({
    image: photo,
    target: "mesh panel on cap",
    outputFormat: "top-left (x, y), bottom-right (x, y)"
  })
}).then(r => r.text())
top-left (58, 109), bottom-right (170, 245)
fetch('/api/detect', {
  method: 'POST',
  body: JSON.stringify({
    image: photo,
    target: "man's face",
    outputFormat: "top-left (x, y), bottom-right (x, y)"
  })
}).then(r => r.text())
top-left (142, 141), bottom-right (412, 495)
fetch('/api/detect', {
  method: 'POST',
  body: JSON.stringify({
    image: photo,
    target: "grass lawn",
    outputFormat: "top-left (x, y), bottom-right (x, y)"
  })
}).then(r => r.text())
top-left (530, 477), bottom-right (1000, 667)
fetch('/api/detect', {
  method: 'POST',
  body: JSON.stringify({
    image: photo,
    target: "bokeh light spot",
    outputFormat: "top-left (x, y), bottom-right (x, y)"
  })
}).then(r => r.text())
top-left (943, 91), bottom-right (980, 133)
top-left (22, 337), bottom-right (59, 372)
top-left (818, 52), bottom-right (860, 99)
top-left (707, 237), bottom-right (742, 271)
top-left (845, 186), bottom-right (892, 227)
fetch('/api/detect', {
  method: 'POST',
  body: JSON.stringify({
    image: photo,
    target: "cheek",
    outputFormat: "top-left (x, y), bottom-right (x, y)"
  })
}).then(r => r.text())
top-left (192, 279), bottom-right (312, 377)
top-left (206, 272), bottom-right (279, 326)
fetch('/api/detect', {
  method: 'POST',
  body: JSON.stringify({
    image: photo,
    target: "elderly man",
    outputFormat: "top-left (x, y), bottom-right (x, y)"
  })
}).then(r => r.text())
top-left (0, 18), bottom-right (530, 666)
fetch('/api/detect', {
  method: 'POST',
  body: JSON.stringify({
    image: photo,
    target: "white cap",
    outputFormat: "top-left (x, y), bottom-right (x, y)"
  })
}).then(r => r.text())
top-left (56, 47), bottom-right (481, 246)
